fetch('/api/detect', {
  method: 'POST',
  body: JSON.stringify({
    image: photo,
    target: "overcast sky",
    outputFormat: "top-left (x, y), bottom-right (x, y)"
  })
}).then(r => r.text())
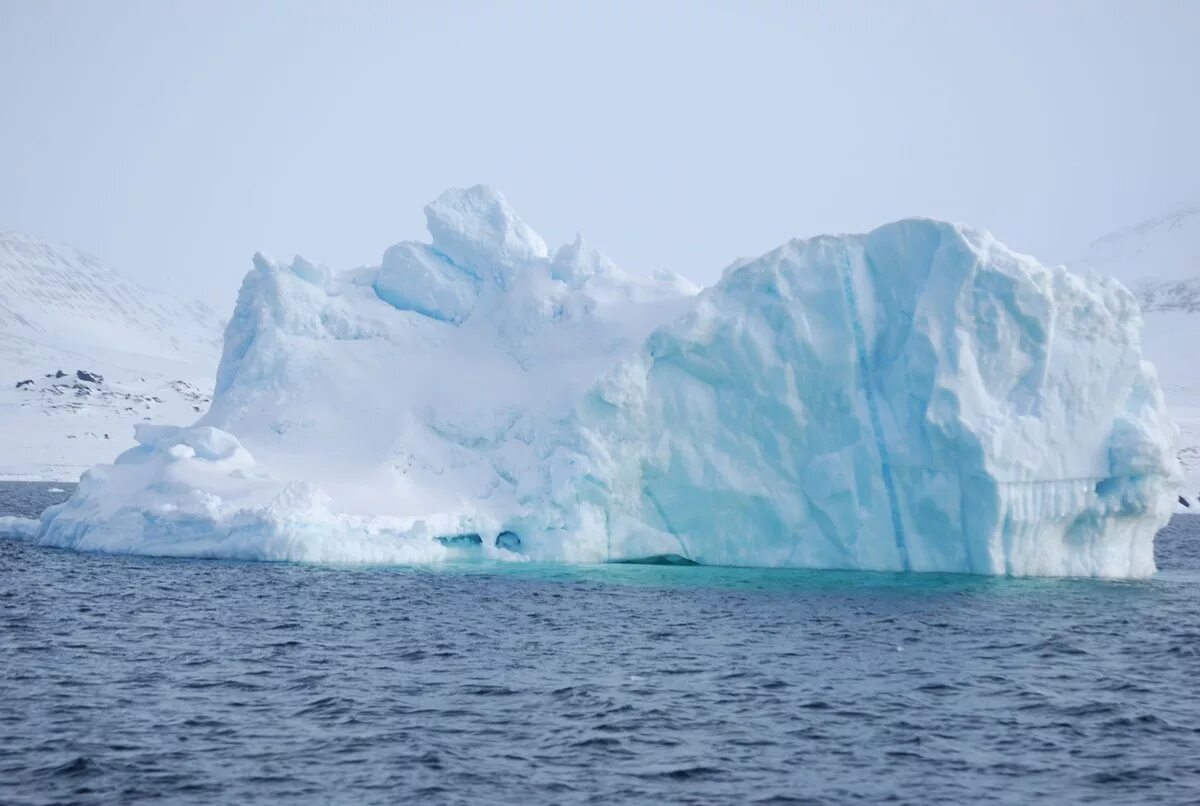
top-left (2, 1), bottom-right (1198, 308)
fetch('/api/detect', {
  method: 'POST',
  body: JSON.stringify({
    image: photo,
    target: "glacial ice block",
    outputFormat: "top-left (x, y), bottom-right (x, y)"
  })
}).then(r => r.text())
top-left (34, 189), bottom-right (1179, 577)
top-left (424, 184), bottom-right (548, 284)
top-left (563, 221), bottom-right (1179, 576)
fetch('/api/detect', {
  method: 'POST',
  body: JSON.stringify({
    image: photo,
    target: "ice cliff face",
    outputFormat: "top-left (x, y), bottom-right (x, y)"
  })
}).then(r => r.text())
top-left (559, 223), bottom-right (1176, 575)
top-left (31, 188), bottom-right (1179, 576)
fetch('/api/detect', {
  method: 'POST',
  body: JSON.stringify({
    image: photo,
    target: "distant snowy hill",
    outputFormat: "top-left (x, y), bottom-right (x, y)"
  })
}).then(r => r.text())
top-left (1067, 206), bottom-right (1200, 500)
top-left (0, 232), bottom-right (222, 479)
top-left (1070, 206), bottom-right (1200, 290)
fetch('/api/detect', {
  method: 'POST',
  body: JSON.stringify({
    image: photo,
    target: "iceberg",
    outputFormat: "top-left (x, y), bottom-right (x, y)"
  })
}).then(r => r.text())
top-left (32, 187), bottom-right (1178, 577)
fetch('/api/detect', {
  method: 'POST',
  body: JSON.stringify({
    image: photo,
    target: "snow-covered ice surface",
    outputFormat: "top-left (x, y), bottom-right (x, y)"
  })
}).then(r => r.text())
top-left (30, 188), bottom-right (1179, 576)
top-left (0, 232), bottom-right (221, 479)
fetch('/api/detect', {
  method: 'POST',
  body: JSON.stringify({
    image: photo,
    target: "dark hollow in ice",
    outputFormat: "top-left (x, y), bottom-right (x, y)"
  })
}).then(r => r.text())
top-left (610, 554), bottom-right (699, 566)
top-left (435, 533), bottom-right (482, 548)
top-left (495, 531), bottom-right (521, 551)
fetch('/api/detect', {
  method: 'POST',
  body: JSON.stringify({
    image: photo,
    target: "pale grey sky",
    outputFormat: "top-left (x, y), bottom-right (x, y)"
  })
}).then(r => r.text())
top-left (2, 1), bottom-right (1198, 308)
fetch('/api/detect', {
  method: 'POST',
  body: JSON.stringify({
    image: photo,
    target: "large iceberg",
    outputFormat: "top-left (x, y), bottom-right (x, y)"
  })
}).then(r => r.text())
top-left (31, 187), bottom-right (1178, 577)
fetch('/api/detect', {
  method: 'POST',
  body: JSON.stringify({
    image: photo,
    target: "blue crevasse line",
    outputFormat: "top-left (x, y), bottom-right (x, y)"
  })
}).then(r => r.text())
top-left (839, 252), bottom-right (911, 571)
top-left (642, 485), bottom-right (693, 562)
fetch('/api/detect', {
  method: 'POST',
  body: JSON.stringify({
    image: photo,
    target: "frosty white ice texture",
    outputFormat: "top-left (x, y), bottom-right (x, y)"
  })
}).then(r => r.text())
top-left (31, 187), bottom-right (1179, 577)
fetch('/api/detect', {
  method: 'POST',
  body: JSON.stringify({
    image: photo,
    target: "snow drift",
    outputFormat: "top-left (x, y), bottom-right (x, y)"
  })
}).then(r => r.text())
top-left (29, 187), bottom-right (1179, 576)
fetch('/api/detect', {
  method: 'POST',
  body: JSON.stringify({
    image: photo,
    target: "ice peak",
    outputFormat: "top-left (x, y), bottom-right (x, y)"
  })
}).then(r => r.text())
top-left (424, 185), bottom-right (548, 272)
top-left (550, 231), bottom-right (619, 284)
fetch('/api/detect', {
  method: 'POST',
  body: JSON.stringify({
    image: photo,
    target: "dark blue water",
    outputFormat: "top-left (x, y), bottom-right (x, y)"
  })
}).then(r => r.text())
top-left (2, 483), bottom-right (1200, 804)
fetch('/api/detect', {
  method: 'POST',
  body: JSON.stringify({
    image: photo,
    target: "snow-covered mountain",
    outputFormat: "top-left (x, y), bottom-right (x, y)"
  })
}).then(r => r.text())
top-left (1067, 206), bottom-right (1200, 500)
top-left (1070, 206), bottom-right (1200, 290)
top-left (0, 231), bottom-right (222, 479)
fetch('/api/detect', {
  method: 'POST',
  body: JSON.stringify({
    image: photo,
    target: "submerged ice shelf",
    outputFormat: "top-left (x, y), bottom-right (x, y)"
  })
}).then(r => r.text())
top-left (22, 186), bottom-right (1180, 577)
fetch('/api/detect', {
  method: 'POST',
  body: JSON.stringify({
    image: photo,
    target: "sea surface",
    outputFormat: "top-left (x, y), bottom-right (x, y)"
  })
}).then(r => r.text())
top-left (2, 481), bottom-right (1199, 805)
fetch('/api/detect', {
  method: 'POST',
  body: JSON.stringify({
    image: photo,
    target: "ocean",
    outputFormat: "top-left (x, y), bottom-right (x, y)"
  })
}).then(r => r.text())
top-left (2, 482), bottom-right (1198, 804)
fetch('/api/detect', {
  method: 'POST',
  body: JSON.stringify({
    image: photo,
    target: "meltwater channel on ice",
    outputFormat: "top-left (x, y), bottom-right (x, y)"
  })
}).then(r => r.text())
top-left (10, 186), bottom-right (1179, 578)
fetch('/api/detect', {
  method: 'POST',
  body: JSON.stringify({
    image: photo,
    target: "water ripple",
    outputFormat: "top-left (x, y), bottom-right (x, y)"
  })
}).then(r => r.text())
top-left (2, 483), bottom-right (1200, 803)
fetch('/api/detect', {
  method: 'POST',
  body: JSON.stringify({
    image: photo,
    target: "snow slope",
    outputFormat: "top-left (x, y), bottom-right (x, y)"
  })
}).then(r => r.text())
top-left (1067, 207), bottom-right (1200, 499)
top-left (1070, 206), bottom-right (1200, 288)
top-left (28, 188), bottom-right (1177, 577)
top-left (0, 232), bottom-right (221, 479)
